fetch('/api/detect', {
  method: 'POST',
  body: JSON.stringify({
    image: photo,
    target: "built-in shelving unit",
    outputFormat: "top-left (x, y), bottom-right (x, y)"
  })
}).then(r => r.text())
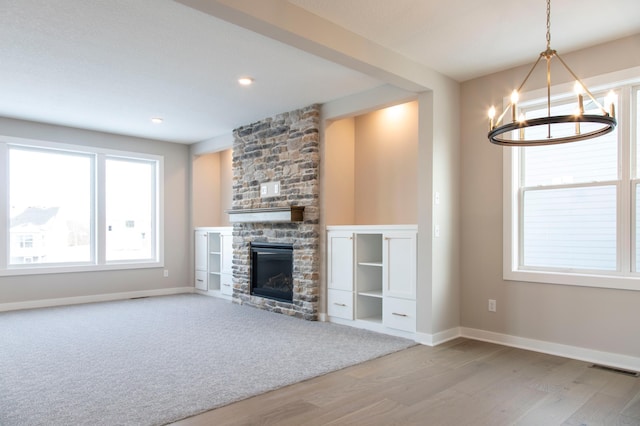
top-left (208, 233), bottom-right (221, 292)
top-left (355, 233), bottom-right (383, 324)
top-left (194, 227), bottom-right (233, 299)
top-left (326, 225), bottom-right (417, 339)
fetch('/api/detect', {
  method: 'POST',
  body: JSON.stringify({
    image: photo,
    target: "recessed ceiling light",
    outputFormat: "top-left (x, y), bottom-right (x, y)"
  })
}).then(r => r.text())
top-left (151, 117), bottom-right (163, 124)
top-left (238, 77), bottom-right (254, 86)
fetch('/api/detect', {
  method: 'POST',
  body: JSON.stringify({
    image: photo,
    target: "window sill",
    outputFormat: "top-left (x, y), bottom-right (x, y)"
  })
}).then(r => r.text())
top-left (504, 268), bottom-right (640, 291)
top-left (0, 261), bottom-right (163, 277)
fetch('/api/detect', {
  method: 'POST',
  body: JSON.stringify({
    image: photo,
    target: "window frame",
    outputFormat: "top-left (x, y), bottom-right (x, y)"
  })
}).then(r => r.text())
top-left (0, 137), bottom-right (164, 276)
top-left (503, 67), bottom-right (640, 291)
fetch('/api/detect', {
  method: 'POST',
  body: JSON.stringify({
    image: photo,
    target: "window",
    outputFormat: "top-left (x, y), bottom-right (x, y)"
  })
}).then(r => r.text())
top-left (0, 140), bottom-right (163, 275)
top-left (105, 158), bottom-right (156, 262)
top-left (504, 70), bottom-right (640, 290)
top-left (9, 147), bottom-right (93, 265)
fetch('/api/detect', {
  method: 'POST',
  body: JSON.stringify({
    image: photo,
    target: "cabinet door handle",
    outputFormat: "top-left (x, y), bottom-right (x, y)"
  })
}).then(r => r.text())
top-left (333, 302), bottom-right (347, 307)
top-left (392, 312), bottom-right (408, 317)
top-left (223, 284), bottom-right (231, 287)
top-left (196, 279), bottom-right (204, 282)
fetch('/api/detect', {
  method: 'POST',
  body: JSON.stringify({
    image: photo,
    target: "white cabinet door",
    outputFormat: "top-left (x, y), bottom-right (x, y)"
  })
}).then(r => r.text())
top-left (383, 231), bottom-right (416, 300)
top-left (327, 231), bottom-right (354, 291)
top-left (195, 270), bottom-right (207, 291)
top-left (220, 231), bottom-right (233, 275)
top-left (195, 230), bottom-right (208, 271)
top-left (220, 274), bottom-right (233, 296)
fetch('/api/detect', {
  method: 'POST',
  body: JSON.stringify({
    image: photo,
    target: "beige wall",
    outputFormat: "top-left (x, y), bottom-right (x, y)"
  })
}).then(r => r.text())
top-left (429, 80), bottom-right (461, 336)
top-left (219, 149), bottom-right (233, 226)
top-left (354, 102), bottom-right (418, 225)
top-left (460, 34), bottom-right (640, 358)
top-left (192, 149), bottom-right (232, 227)
top-left (192, 153), bottom-right (220, 226)
top-left (324, 101), bottom-right (418, 226)
top-left (324, 117), bottom-right (355, 225)
top-left (0, 117), bottom-right (191, 305)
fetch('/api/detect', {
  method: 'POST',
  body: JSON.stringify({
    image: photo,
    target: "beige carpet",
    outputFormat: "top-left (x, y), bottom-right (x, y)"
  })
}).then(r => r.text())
top-left (0, 294), bottom-right (414, 425)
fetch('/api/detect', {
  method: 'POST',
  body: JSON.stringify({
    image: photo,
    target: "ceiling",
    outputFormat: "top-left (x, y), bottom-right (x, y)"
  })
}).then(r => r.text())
top-left (1, 0), bottom-right (638, 144)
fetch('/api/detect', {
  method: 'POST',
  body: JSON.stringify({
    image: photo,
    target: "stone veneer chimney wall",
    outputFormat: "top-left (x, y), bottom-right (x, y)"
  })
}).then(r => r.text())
top-left (230, 104), bottom-right (320, 320)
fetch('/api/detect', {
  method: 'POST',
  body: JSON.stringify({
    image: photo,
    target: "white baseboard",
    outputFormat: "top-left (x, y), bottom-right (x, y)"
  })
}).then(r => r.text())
top-left (461, 327), bottom-right (640, 373)
top-left (415, 327), bottom-right (462, 346)
top-left (0, 287), bottom-right (194, 313)
top-left (413, 326), bottom-right (639, 372)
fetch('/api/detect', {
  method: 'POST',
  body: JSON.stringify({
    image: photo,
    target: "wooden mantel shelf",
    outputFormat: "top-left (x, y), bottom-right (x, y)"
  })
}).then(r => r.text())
top-left (226, 206), bottom-right (304, 223)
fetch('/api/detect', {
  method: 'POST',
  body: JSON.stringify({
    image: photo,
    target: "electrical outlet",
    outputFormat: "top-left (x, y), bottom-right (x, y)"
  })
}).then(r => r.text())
top-left (163, 269), bottom-right (169, 278)
top-left (488, 299), bottom-right (497, 312)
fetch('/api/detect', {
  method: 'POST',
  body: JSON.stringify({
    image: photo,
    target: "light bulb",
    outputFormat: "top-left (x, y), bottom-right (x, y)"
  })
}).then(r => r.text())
top-left (510, 90), bottom-right (519, 105)
top-left (511, 90), bottom-right (519, 123)
top-left (574, 81), bottom-right (584, 115)
top-left (605, 91), bottom-right (617, 117)
top-left (488, 106), bottom-right (496, 130)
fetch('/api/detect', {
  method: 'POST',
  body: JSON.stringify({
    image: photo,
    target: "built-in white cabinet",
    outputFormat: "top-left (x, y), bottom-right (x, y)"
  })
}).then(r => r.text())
top-left (383, 231), bottom-right (417, 300)
top-left (219, 232), bottom-right (233, 296)
top-left (326, 225), bottom-right (417, 338)
top-left (194, 227), bottom-right (233, 300)
top-left (195, 230), bottom-right (208, 291)
top-left (327, 230), bottom-right (355, 319)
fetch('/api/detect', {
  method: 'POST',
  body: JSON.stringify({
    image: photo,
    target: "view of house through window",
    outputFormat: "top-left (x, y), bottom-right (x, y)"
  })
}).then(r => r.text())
top-left (2, 143), bottom-right (162, 274)
top-left (506, 81), bottom-right (639, 288)
top-left (9, 147), bottom-right (92, 265)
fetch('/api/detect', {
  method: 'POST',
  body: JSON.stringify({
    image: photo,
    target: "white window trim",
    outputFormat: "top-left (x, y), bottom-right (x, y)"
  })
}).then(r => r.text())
top-left (0, 136), bottom-right (164, 276)
top-left (503, 67), bottom-right (640, 291)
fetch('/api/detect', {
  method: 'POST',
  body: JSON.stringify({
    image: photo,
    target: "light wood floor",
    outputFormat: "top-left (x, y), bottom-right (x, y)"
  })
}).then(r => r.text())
top-left (169, 338), bottom-right (640, 426)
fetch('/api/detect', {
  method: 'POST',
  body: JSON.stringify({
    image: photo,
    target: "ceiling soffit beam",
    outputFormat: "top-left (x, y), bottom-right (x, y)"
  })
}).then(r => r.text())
top-left (176, 0), bottom-right (448, 93)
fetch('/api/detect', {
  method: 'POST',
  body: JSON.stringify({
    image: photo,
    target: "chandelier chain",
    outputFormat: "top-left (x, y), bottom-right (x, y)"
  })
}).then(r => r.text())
top-left (546, 0), bottom-right (551, 51)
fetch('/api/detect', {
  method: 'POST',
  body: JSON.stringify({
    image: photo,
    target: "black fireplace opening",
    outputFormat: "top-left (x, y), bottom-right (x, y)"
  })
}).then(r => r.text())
top-left (250, 242), bottom-right (294, 303)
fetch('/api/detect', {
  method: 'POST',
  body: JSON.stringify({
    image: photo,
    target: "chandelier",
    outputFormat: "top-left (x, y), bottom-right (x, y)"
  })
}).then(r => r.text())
top-left (487, 0), bottom-right (617, 146)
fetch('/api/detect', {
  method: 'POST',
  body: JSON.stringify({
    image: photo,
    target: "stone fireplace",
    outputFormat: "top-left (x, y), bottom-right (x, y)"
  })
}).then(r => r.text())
top-left (229, 104), bottom-right (320, 320)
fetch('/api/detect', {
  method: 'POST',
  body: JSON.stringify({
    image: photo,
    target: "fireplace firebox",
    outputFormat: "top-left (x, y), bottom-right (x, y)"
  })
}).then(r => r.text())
top-left (250, 243), bottom-right (294, 302)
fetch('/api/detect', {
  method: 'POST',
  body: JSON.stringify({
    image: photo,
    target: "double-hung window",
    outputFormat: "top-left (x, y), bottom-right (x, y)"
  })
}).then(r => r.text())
top-left (0, 140), bottom-right (163, 275)
top-left (504, 69), bottom-right (640, 290)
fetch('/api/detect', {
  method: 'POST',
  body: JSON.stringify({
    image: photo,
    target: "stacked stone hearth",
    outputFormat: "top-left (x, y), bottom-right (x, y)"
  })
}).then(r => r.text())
top-left (230, 104), bottom-right (320, 320)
